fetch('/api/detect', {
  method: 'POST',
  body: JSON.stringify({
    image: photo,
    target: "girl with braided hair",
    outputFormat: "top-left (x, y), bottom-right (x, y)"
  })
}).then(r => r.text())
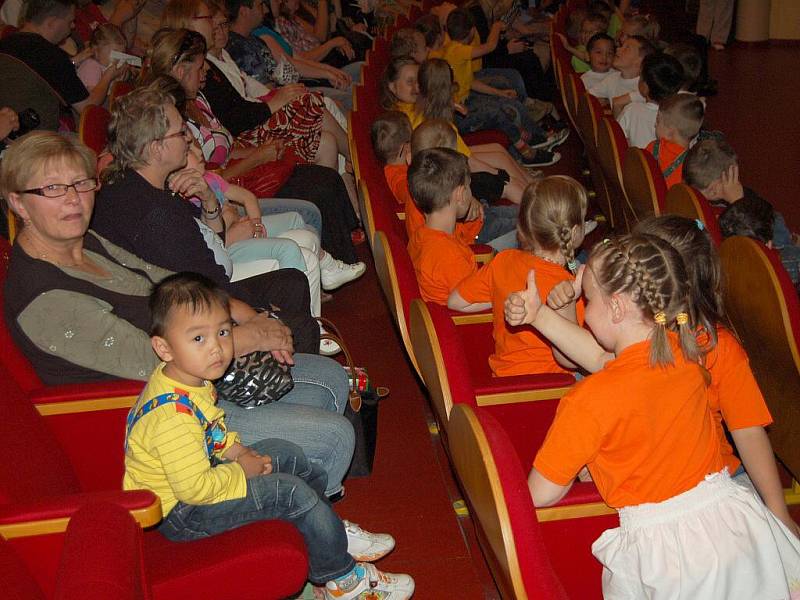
top-left (507, 233), bottom-right (800, 599)
top-left (448, 175), bottom-right (587, 377)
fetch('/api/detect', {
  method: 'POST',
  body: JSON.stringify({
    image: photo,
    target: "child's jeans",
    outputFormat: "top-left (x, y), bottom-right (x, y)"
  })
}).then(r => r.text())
top-left (158, 438), bottom-right (356, 584)
top-left (477, 200), bottom-right (520, 252)
top-left (474, 68), bottom-right (528, 102)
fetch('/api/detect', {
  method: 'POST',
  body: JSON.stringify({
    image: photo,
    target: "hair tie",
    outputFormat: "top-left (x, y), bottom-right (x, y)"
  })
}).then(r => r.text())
top-left (602, 238), bottom-right (611, 244)
top-left (695, 219), bottom-right (705, 231)
top-left (567, 258), bottom-right (579, 273)
top-left (653, 312), bottom-right (667, 325)
top-left (676, 312), bottom-right (689, 326)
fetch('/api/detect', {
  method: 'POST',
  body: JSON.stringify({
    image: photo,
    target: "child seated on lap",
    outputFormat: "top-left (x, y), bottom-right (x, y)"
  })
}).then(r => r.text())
top-left (124, 273), bottom-right (414, 600)
top-left (617, 52), bottom-right (684, 149)
top-left (646, 94), bottom-right (704, 188)
top-left (580, 33), bottom-right (616, 90)
top-left (448, 176), bottom-right (587, 377)
top-left (407, 148), bottom-right (478, 304)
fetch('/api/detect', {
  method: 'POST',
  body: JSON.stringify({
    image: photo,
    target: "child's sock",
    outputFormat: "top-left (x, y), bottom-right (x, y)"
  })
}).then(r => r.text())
top-left (330, 565), bottom-right (364, 592)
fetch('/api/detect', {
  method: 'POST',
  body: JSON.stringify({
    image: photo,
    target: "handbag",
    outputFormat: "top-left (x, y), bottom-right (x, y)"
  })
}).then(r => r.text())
top-left (215, 350), bottom-right (294, 408)
top-left (229, 148), bottom-right (301, 199)
top-left (318, 317), bottom-right (388, 477)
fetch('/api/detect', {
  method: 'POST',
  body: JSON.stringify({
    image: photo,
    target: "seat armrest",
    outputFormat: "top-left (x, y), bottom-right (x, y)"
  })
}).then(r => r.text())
top-left (0, 490), bottom-right (162, 539)
top-left (30, 380), bottom-right (144, 416)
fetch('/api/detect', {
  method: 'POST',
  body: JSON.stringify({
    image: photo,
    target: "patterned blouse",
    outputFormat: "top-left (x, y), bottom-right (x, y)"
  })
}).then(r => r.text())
top-left (187, 92), bottom-right (234, 168)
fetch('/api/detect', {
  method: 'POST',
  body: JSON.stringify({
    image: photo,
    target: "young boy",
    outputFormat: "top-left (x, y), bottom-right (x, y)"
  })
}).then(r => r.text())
top-left (645, 93), bottom-right (704, 187)
top-left (124, 273), bottom-right (414, 600)
top-left (580, 32), bottom-right (616, 90)
top-left (407, 148), bottom-right (479, 304)
top-left (588, 34), bottom-right (656, 111)
top-left (684, 139), bottom-right (798, 275)
top-left (390, 27), bottom-right (427, 63)
top-left (617, 52), bottom-right (684, 148)
top-left (719, 195), bottom-right (800, 286)
top-left (557, 12), bottom-right (608, 74)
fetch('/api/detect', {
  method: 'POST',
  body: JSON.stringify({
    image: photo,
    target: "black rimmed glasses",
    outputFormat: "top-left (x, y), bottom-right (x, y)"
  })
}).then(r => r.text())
top-left (18, 177), bottom-right (98, 198)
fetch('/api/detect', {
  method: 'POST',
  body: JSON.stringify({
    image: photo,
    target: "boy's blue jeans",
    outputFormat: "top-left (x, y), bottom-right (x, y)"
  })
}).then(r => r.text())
top-left (158, 438), bottom-right (356, 584)
top-left (477, 200), bottom-right (520, 252)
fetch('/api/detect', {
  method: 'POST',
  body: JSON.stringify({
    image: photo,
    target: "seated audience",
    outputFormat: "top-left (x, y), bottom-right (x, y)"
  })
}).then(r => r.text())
top-left (556, 11), bottom-right (607, 74)
top-left (1, 130), bottom-right (355, 495)
top-left (617, 52), bottom-right (684, 148)
top-left (580, 32), bottom-right (615, 90)
top-left (646, 93), bottom-right (704, 188)
top-left (588, 34), bottom-right (655, 111)
top-left (390, 27), bottom-right (427, 63)
top-left (449, 176), bottom-right (587, 377)
top-left (76, 23), bottom-right (129, 97)
top-left (407, 147), bottom-right (477, 305)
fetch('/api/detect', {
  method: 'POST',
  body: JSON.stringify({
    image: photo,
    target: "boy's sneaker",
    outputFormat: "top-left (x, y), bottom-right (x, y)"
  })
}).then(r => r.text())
top-left (545, 128), bottom-right (570, 149)
top-left (321, 260), bottom-right (366, 291)
top-left (325, 563), bottom-right (415, 599)
top-left (520, 149), bottom-right (561, 168)
top-left (344, 521), bottom-right (395, 562)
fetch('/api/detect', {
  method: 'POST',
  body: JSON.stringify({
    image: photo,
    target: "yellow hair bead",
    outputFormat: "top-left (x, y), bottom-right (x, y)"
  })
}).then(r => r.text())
top-left (676, 312), bottom-right (689, 326)
top-left (653, 312), bottom-right (667, 325)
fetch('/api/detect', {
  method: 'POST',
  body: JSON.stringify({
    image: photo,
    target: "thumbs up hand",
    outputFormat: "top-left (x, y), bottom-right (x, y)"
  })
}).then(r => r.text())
top-left (504, 269), bottom-right (542, 327)
top-left (547, 264), bottom-right (585, 310)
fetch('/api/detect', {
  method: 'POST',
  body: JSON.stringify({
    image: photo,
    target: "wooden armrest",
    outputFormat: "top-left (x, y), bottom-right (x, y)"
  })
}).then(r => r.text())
top-left (30, 380), bottom-right (144, 416)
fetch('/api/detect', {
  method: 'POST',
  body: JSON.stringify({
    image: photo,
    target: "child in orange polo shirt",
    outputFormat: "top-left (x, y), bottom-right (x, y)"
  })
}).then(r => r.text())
top-left (406, 147), bottom-right (478, 305)
top-left (507, 234), bottom-right (800, 598)
top-left (448, 176), bottom-right (587, 377)
top-left (646, 94), bottom-right (704, 188)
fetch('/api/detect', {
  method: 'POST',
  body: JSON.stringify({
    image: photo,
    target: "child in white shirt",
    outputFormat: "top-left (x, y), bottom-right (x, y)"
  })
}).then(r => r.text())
top-left (580, 32), bottom-right (616, 91)
top-left (589, 35), bottom-right (656, 113)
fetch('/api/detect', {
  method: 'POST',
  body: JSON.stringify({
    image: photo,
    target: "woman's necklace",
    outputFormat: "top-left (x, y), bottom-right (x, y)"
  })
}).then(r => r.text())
top-left (22, 231), bottom-right (81, 268)
top-left (533, 252), bottom-right (565, 267)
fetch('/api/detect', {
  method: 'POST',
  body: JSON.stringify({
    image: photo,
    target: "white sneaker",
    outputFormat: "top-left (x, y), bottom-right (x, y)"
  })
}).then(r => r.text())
top-left (344, 520), bottom-right (395, 562)
top-left (320, 337), bottom-right (342, 356)
top-left (584, 219), bottom-right (598, 235)
top-left (321, 260), bottom-right (366, 291)
top-left (324, 563), bottom-right (414, 600)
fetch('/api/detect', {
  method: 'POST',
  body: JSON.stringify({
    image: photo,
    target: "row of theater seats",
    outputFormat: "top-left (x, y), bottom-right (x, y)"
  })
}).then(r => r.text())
top-left (348, 1), bottom-right (800, 597)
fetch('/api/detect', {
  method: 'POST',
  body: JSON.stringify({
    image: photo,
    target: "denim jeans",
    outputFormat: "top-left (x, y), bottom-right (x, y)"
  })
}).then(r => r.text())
top-left (457, 91), bottom-right (547, 149)
top-left (477, 200), bottom-right (520, 251)
top-left (257, 198), bottom-right (322, 237)
top-left (158, 438), bottom-right (355, 583)
top-left (222, 354), bottom-right (354, 495)
top-left (475, 67), bottom-right (529, 101)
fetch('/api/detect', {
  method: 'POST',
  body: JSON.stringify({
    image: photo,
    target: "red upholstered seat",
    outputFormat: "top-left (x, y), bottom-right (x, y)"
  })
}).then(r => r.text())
top-left (78, 104), bottom-right (111, 155)
top-left (663, 183), bottom-right (723, 246)
top-left (462, 130), bottom-right (511, 148)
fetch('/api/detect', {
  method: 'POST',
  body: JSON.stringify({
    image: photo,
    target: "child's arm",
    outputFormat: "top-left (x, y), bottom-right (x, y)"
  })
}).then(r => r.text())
top-left (471, 78), bottom-right (517, 98)
top-left (447, 289), bottom-right (492, 313)
top-left (471, 21), bottom-right (505, 59)
top-left (225, 184), bottom-right (262, 221)
top-left (731, 427), bottom-right (800, 538)
top-left (528, 467), bottom-right (573, 507)
top-left (555, 32), bottom-right (588, 62)
top-left (222, 442), bottom-right (273, 479)
top-left (505, 269), bottom-right (613, 372)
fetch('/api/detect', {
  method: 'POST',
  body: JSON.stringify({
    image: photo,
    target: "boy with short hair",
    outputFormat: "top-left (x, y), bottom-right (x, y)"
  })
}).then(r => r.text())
top-left (580, 32), bottom-right (616, 90)
top-left (407, 148), bottom-right (479, 304)
top-left (125, 273), bottom-right (414, 600)
top-left (645, 93), bottom-right (704, 187)
top-left (556, 12), bottom-right (609, 74)
top-left (588, 34), bottom-right (656, 111)
top-left (617, 52), bottom-right (684, 148)
top-left (391, 27), bottom-right (427, 63)
top-left (684, 139), bottom-right (799, 281)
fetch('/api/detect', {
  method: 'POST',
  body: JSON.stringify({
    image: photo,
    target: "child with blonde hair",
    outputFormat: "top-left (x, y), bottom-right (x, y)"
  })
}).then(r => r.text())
top-left (77, 23), bottom-right (131, 96)
top-left (646, 93), bottom-right (704, 187)
top-left (448, 176), bottom-right (586, 377)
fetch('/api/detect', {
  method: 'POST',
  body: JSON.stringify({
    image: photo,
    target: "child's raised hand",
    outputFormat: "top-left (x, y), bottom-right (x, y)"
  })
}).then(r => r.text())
top-left (546, 264), bottom-right (584, 310)
top-left (504, 269), bottom-right (542, 327)
top-left (454, 102), bottom-right (468, 116)
top-left (496, 88), bottom-right (517, 99)
top-left (464, 198), bottom-right (484, 222)
top-left (555, 32), bottom-right (568, 46)
top-left (719, 164), bottom-right (744, 204)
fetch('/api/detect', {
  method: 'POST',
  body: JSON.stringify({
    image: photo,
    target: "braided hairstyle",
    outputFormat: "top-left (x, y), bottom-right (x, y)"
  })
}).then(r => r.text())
top-left (634, 215), bottom-right (732, 357)
top-left (517, 176), bottom-right (588, 274)
top-left (590, 234), bottom-right (701, 368)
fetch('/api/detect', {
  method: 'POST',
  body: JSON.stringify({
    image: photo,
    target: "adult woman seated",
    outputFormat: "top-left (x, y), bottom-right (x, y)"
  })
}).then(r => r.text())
top-left (163, 11), bottom-right (361, 262)
top-left (1, 130), bottom-right (355, 497)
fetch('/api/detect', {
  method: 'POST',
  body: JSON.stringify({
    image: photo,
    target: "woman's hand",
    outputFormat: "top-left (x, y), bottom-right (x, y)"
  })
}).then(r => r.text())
top-left (266, 83), bottom-right (307, 112)
top-left (0, 107), bottom-right (19, 140)
top-left (226, 217), bottom-right (265, 246)
top-left (168, 168), bottom-right (215, 205)
top-left (507, 38), bottom-right (526, 54)
top-left (505, 269), bottom-right (542, 327)
top-left (242, 312), bottom-right (295, 364)
top-left (333, 36), bottom-right (355, 60)
top-left (255, 139), bottom-right (286, 163)
top-left (326, 68), bottom-right (351, 89)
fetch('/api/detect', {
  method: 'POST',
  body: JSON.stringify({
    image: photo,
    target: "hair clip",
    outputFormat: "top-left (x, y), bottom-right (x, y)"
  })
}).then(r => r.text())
top-left (653, 311), bottom-right (667, 325)
top-left (602, 238), bottom-right (611, 244)
top-left (676, 312), bottom-right (689, 325)
top-left (567, 258), bottom-right (579, 273)
top-left (695, 219), bottom-right (705, 231)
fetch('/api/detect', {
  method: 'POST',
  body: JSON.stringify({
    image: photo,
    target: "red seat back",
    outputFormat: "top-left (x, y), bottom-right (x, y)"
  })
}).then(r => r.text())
top-left (78, 104), bottom-right (111, 155)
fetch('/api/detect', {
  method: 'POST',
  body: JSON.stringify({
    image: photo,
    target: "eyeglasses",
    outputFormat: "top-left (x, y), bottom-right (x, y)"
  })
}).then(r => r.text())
top-left (213, 19), bottom-right (230, 30)
top-left (159, 125), bottom-right (190, 141)
top-left (192, 13), bottom-right (214, 20)
top-left (18, 177), bottom-right (98, 198)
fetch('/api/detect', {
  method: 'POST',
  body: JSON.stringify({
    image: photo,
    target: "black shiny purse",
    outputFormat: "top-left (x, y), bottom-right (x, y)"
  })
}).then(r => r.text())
top-left (215, 351), bottom-right (294, 408)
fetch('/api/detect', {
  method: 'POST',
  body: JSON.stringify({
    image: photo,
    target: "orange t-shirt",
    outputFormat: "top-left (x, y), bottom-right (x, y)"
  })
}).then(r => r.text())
top-left (457, 250), bottom-right (585, 377)
top-left (383, 163), bottom-right (483, 244)
top-left (408, 225), bottom-right (477, 305)
top-left (534, 337), bottom-right (723, 508)
top-left (705, 327), bottom-right (772, 473)
top-left (646, 138), bottom-right (688, 189)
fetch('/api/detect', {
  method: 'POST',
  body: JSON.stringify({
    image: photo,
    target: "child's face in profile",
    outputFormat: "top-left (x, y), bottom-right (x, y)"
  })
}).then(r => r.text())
top-left (613, 38), bottom-right (642, 73)
top-left (589, 39), bottom-right (614, 73)
top-left (411, 32), bottom-right (428, 63)
top-left (186, 141), bottom-right (206, 174)
top-left (582, 263), bottom-right (616, 352)
top-left (389, 64), bottom-right (420, 104)
top-left (97, 42), bottom-right (125, 67)
top-left (154, 301), bottom-right (234, 387)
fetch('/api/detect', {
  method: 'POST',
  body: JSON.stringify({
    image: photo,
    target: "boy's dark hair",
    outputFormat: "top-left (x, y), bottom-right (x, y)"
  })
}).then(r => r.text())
top-left (408, 147), bottom-right (469, 215)
top-left (225, 0), bottom-right (255, 23)
top-left (683, 139), bottom-right (737, 189)
top-left (641, 52), bottom-right (684, 103)
top-left (586, 32), bottom-right (614, 52)
top-left (446, 8), bottom-right (475, 43)
top-left (719, 196), bottom-right (775, 244)
top-left (630, 34), bottom-right (658, 60)
top-left (587, 0), bottom-right (612, 17)
top-left (150, 273), bottom-right (231, 337)
top-left (370, 111), bottom-right (412, 164)
top-left (415, 14), bottom-right (442, 49)
top-left (391, 28), bottom-right (423, 59)
top-left (658, 94), bottom-right (704, 140)
top-left (23, 0), bottom-right (75, 24)
top-left (665, 43), bottom-right (703, 90)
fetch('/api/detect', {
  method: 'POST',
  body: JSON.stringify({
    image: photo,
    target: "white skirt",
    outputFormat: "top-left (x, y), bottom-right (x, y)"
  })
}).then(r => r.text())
top-left (591, 470), bottom-right (800, 600)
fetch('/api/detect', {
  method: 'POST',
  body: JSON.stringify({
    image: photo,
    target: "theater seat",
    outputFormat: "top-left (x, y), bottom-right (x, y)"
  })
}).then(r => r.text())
top-left (622, 147), bottom-right (667, 222)
top-left (663, 183), bottom-right (722, 246)
top-left (78, 105), bottom-right (111, 155)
